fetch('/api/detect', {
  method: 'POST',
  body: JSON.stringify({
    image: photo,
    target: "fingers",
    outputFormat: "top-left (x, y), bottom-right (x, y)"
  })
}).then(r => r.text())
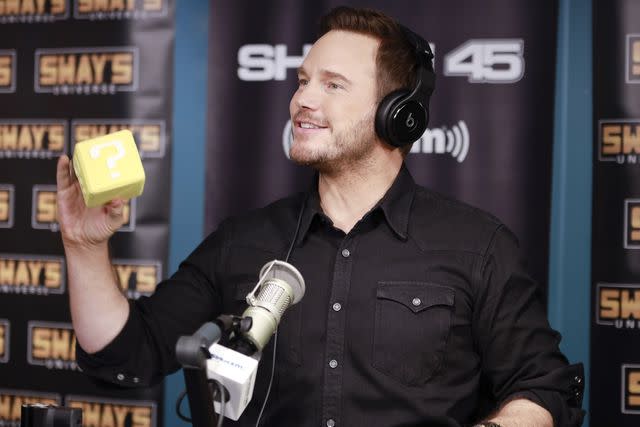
top-left (56, 155), bottom-right (78, 192)
top-left (56, 155), bottom-right (71, 191)
top-left (69, 158), bottom-right (77, 182)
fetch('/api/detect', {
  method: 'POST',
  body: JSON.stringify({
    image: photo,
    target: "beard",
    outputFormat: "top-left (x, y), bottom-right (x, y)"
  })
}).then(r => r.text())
top-left (289, 108), bottom-right (377, 174)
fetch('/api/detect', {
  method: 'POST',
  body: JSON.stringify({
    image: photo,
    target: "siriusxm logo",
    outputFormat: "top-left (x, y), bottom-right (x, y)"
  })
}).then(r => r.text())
top-left (282, 119), bottom-right (470, 162)
top-left (409, 120), bottom-right (469, 162)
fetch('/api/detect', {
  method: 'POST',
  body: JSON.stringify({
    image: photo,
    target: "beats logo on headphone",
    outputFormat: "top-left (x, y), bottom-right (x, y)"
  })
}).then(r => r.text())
top-left (375, 25), bottom-right (436, 148)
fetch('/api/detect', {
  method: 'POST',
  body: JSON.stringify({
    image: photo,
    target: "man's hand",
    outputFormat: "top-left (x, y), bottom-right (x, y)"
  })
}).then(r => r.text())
top-left (56, 154), bottom-right (127, 250)
top-left (481, 398), bottom-right (553, 427)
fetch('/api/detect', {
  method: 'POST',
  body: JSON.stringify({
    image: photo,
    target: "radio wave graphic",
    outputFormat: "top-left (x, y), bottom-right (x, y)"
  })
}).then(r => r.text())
top-left (417, 120), bottom-right (470, 163)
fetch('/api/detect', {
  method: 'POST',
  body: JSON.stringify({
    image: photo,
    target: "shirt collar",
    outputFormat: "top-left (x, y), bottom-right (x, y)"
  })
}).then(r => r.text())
top-left (294, 183), bottom-right (322, 247)
top-left (295, 163), bottom-right (416, 245)
top-left (377, 163), bottom-right (416, 240)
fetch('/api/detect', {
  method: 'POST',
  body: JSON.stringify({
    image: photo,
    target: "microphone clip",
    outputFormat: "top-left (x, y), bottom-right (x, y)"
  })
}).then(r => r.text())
top-left (217, 314), bottom-right (257, 356)
top-left (216, 314), bottom-right (253, 336)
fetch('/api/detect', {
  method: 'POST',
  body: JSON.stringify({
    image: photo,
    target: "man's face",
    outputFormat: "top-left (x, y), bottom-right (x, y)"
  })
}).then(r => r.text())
top-left (289, 30), bottom-right (379, 171)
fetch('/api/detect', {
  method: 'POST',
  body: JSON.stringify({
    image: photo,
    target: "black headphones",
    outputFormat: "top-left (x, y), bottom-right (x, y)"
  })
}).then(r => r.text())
top-left (374, 25), bottom-right (436, 148)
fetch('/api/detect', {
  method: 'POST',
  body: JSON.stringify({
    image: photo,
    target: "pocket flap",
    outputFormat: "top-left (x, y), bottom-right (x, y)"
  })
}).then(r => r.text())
top-left (376, 282), bottom-right (454, 313)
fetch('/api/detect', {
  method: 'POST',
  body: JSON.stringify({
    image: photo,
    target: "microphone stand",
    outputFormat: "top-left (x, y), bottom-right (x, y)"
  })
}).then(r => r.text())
top-left (175, 315), bottom-right (253, 427)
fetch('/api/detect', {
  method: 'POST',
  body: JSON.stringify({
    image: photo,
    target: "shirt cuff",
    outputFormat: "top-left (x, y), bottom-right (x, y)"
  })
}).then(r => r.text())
top-left (76, 301), bottom-right (147, 387)
top-left (499, 363), bottom-right (585, 427)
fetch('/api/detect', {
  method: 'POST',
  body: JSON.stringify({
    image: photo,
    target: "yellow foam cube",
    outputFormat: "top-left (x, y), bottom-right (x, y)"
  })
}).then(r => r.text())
top-left (72, 130), bottom-right (145, 208)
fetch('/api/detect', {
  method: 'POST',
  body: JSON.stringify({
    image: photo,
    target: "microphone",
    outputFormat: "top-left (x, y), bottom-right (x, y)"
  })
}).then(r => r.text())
top-left (206, 260), bottom-right (305, 420)
top-left (238, 260), bottom-right (305, 353)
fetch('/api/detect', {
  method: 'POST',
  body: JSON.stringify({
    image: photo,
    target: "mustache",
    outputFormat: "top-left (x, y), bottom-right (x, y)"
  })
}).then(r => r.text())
top-left (292, 111), bottom-right (329, 127)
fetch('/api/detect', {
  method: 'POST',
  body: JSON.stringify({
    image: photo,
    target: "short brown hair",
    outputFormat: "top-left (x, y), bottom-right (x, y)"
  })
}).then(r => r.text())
top-left (319, 6), bottom-right (419, 154)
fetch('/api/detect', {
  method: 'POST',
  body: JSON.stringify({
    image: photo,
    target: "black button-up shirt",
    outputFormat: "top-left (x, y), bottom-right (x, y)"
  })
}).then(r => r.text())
top-left (78, 165), bottom-right (584, 427)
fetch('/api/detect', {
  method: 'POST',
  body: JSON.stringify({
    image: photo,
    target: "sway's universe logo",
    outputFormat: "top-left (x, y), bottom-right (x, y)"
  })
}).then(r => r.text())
top-left (599, 120), bottom-right (640, 165)
top-left (627, 34), bottom-right (640, 83)
top-left (72, 119), bottom-right (166, 158)
top-left (0, 0), bottom-right (68, 23)
top-left (0, 389), bottom-right (61, 426)
top-left (28, 321), bottom-right (77, 371)
top-left (0, 185), bottom-right (14, 229)
top-left (112, 259), bottom-right (161, 299)
top-left (623, 365), bottom-right (640, 414)
top-left (66, 395), bottom-right (156, 427)
top-left (31, 185), bottom-right (59, 231)
top-left (282, 119), bottom-right (470, 162)
top-left (35, 47), bottom-right (138, 95)
top-left (74, 0), bottom-right (167, 20)
top-left (0, 120), bottom-right (67, 159)
top-left (0, 320), bottom-right (9, 363)
top-left (0, 50), bottom-right (15, 93)
top-left (597, 283), bottom-right (640, 329)
top-left (0, 254), bottom-right (65, 295)
top-left (625, 199), bottom-right (640, 249)
top-left (32, 185), bottom-right (136, 231)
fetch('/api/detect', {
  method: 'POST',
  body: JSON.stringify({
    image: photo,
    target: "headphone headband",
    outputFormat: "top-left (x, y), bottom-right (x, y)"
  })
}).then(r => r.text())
top-left (399, 25), bottom-right (434, 70)
top-left (398, 25), bottom-right (435, 106)
top-left (374, 24), bottom-right (436, 148)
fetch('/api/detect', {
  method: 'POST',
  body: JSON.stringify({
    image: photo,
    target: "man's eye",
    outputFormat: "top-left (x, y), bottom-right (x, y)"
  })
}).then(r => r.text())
top-left (298, 79), bottom-right (309, 86)
top-left (328, 82), bottom-right (342, 90)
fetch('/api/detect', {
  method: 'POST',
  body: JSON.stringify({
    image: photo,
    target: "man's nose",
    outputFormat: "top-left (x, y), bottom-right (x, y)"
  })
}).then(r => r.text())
top-left (294, 82), bottom-right (321, 110)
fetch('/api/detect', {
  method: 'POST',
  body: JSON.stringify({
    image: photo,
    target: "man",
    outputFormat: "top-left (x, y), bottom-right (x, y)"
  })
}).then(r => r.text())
top-left (56, 6), bottom-right (584, 427)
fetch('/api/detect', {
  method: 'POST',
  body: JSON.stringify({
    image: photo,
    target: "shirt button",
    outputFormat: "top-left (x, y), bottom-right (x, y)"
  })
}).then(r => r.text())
top-left (341, 249), bottom-right (350, 258)
top-left (332, 302), bottom-right (342, 312)
top-left (116, 373), bottom-right (125, 381)
top-left (412, 297), bottom-right (421, 306)
top-left (133, 377), bottom-right (140, 384)
top-left (329, 359), bottom-right (338, 368)
top-left (327, 419), bottom-right (336, 427)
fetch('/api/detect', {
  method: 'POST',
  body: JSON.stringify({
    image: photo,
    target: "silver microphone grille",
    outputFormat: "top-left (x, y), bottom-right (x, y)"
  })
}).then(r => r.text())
top-left (257, 279), bottom-right (292, 318)
top-left (258, 260), bottom-right (305, 304)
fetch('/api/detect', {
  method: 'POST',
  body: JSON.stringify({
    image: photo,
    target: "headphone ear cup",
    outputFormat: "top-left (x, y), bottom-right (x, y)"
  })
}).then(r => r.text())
top-left (375, 89), bottom-right (410, 147)
top-left (376, 89), bottom-right (428, 148)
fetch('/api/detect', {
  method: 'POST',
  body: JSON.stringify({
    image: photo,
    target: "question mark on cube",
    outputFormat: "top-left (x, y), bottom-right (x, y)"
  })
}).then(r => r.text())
top-left (72, 130), bottom-right (146, 208)
top-left (90, 140), bottom-right (126, 179)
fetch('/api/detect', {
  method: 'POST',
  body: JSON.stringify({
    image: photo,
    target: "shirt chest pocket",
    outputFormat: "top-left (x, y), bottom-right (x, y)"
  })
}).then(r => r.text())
top-left (373, 282), bottom-right (455, 387)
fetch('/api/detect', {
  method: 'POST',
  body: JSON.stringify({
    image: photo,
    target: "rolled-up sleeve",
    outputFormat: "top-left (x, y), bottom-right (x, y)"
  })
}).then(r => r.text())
top-left (473, 225), bottom-right (585, 427)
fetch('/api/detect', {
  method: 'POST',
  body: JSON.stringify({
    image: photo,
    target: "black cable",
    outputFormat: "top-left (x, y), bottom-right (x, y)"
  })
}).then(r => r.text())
top-left (253, 198), bottom-right (304, 426)
top-left (175, 389), bottom-right (192, 423)
top-left (175, 379), bottom-right (224, 425)
top-left (284, 198), bottom-right (306, 263)
top-left (216, 380), bottom-right (225, 427)
top-left (255, 328), bottom-right (278, 427)
top-left (210, 381), bottom-right (221, 427)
